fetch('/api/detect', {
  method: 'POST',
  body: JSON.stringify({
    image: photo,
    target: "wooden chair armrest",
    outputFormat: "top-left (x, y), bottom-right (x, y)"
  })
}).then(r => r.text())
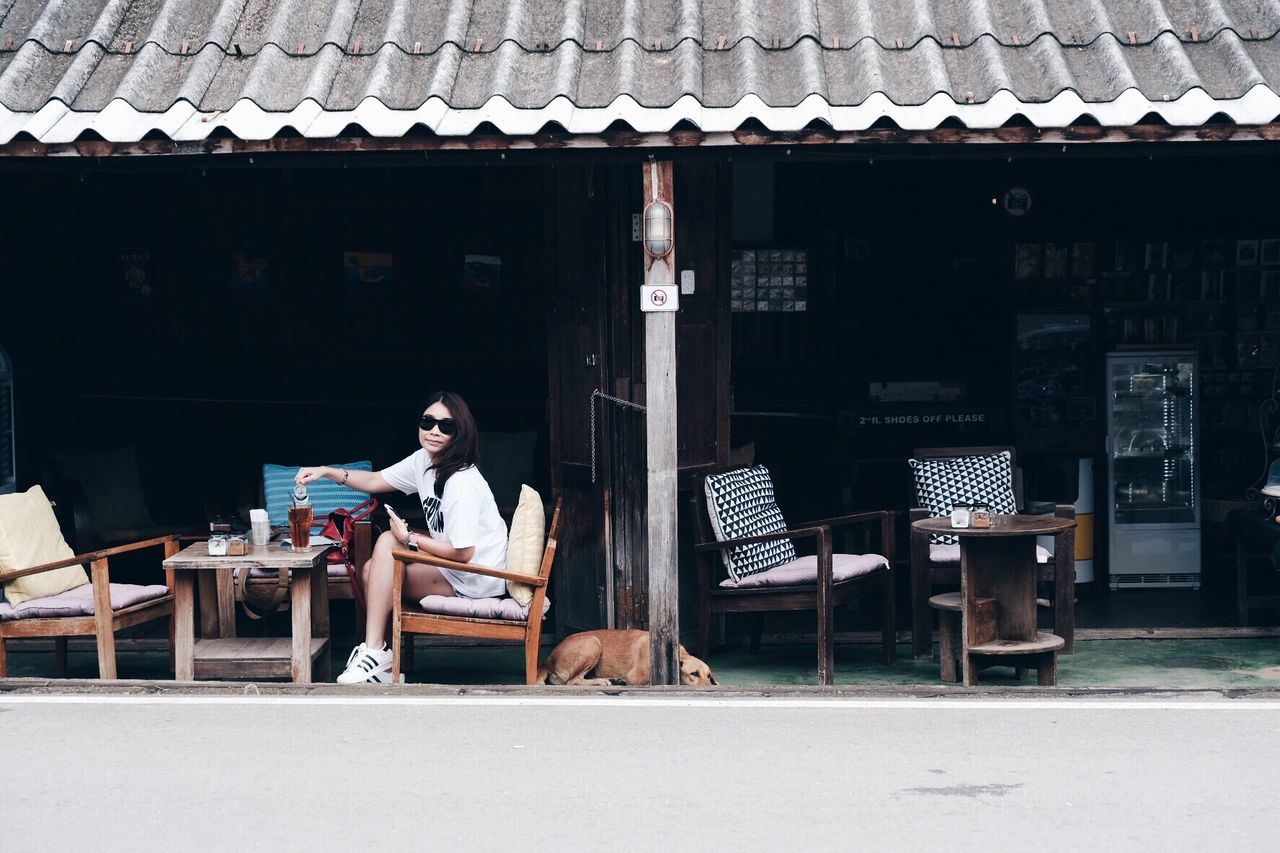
top-left (390, 548), bottom-right (547, 586)
top-left (0, 534), bottom-right (179, 583)
top-left (795, 510), bottom-right (888, 529)
top-left (908, 507), bottom-right (930, 523)
top-left (693, 526), bottom-right (828, 553)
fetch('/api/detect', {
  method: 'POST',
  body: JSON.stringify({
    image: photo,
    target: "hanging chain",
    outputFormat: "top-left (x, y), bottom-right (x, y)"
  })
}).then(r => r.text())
top-left (590, 389), bottom-right (646, 483)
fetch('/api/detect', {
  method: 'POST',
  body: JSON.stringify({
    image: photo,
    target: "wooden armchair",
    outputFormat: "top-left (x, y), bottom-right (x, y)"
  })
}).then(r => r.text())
top-left (690, 468), bottom-right (896, 686)
top-left (0, 533), bottom-right (177, 679)
top-left (389, 498), bottom-right (562, 685)
top-left (908, 445), bottom-right (1075, 659)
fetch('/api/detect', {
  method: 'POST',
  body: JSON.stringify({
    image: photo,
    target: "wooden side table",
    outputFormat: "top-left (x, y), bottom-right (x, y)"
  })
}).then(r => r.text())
top-left (163, 541), bottom-right (332, 683)
top-left (913, 516), bottom-right (1075, 686)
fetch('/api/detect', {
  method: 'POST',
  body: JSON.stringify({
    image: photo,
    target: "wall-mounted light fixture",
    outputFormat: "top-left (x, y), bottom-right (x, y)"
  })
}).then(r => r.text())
top-left (643, 199), bottom-right (673, 258)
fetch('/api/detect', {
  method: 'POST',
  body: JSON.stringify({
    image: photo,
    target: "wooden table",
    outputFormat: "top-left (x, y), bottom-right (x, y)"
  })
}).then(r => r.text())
top-left (163, 541), bottom-right (332, 683)
top-left (912, 516), bottom-right (1075, 686)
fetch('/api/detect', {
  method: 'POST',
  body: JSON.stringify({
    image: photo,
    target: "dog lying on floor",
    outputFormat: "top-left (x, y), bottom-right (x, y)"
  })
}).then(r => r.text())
top-left (536, 629), bottom-right (718, 686)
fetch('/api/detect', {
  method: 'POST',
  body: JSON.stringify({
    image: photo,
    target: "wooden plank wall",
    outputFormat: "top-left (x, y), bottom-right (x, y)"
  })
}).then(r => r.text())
top-left (545, 160), bottom-right (731, 634)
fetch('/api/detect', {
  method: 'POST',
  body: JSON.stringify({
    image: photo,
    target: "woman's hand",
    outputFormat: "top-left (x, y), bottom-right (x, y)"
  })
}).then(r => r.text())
top-left (295, 466), bottom-right (329, 486)
top-left (386, 507), bottom-right (410, 544)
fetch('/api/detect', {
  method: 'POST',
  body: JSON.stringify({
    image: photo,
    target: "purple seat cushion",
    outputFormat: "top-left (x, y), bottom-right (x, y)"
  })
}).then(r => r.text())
top-left (0, 582), bottom-right (169, 622)
top-left (719, 553), bottom-right (888, 589)
top-left (929, 544), bottom-right (1052, 565)
top-left (418, 594), bottom-right (551, 621)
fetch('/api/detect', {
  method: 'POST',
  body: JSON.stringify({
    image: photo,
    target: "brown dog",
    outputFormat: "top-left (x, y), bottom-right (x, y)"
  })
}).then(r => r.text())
top-left (536, 629), bottom-right (718, 686)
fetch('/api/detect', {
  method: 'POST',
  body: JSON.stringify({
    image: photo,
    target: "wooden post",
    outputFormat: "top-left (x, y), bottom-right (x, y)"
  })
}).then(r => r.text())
top-left (643, 158), bottom-right (679, 685)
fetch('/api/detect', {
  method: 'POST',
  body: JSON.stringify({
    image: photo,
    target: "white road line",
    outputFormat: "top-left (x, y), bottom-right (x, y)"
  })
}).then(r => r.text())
top-left (1, 695), bottom-right (1279, 710)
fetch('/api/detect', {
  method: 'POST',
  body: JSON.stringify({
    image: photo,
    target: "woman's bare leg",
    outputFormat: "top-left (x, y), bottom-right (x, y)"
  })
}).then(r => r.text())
top-left (363, 531), bottom-right (454, 648)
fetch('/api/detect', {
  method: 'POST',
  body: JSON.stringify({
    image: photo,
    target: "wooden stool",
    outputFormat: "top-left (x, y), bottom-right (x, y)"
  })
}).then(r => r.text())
top-left (928, 592), bottom-right (1057, 684)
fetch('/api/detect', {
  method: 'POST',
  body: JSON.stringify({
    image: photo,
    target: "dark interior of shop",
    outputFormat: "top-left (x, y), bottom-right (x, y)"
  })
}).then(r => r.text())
top-left (729, 151), bottom-right (1280, 627)
top-left (0, 162), bottom-right (553, 532)
top-left (2, 149), bottom-right (1278, 630)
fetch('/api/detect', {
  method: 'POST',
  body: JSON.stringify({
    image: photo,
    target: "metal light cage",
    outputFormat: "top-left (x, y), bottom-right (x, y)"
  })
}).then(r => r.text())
top-left (643, 200), bottom-right (673, 258)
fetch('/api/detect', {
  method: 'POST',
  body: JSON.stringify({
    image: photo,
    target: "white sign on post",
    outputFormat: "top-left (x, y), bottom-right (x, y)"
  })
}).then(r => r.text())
top-left (641, 284), bottom-right (679, 312)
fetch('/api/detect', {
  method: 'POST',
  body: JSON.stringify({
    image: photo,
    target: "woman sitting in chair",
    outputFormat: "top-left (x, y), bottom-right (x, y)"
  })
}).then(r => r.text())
top-left (295, 390), bottom-right (508, 684)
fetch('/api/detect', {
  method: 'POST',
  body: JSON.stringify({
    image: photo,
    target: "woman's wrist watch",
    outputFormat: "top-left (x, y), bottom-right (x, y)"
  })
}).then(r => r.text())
top-left (406, 532), bottom-right (419, 551)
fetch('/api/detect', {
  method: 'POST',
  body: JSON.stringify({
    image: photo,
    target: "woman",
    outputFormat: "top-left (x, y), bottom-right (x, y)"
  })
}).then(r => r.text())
top-left (296, 391), bottom-right (508, 684)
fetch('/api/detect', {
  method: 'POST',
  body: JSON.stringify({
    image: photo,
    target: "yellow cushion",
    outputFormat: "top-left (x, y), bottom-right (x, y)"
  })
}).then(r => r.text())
top-left (504, 485), bottom-right (545, 606)
top-left (0, 485), bottom-right (89, 606)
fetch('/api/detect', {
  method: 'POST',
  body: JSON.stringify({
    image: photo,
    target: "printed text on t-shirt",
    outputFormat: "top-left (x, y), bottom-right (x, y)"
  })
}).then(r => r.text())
top-left (422, 495), bottom-right (444, 533)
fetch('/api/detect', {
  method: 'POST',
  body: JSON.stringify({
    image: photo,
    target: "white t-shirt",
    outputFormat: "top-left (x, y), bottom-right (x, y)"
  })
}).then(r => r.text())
top-left (381, 449), bottom-right (508, 599)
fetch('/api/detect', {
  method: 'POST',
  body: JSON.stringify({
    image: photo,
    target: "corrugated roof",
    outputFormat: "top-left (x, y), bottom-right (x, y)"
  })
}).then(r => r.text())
top-left (2, 0), bottom-right (1279, 145)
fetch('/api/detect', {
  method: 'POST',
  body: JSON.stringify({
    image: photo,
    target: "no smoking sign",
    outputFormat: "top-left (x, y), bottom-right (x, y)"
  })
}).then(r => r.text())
top-left (641, 284), bottom-right (679, 312)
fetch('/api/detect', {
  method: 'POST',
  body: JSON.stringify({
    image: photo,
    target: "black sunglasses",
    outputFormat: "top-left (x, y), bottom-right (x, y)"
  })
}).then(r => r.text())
top-left (418, 415), bottom-right (457, 435)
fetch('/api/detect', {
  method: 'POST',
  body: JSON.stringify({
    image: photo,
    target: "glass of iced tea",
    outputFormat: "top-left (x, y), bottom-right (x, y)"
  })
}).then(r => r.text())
top-left (288, 503), bottom-right (312, 551)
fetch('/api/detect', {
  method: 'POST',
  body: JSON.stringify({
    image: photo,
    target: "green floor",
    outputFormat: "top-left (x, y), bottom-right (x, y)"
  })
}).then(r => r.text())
top-left (6, 638), bottom-right (1280, 689)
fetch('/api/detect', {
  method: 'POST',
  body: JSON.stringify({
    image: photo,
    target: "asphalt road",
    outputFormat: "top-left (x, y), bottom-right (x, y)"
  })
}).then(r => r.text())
top-left (4, 692), bottom-right (1278, 852)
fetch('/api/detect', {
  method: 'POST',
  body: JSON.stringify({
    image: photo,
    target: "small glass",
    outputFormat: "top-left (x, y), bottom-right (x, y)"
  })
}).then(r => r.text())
top-left (949, 503), bottom-right (972, 528)
top-left (971, 504), bottom-right (993, 528)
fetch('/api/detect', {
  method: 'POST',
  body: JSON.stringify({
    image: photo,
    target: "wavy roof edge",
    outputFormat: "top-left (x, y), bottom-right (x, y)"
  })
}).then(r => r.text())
top-left (3, 28), bottom-right (1279, 59)
top-left (3, 85), bottom-right (1278, 146)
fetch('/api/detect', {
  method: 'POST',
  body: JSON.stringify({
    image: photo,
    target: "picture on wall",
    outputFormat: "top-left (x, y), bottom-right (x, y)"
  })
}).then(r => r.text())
top-left (1043, 243), bottom-right (1070, 279)
top-left (1236, 239), bottom-right (1260, 266)
top-left (1113, 242), bottom-right (1139, 273)
top-left (730, 248), bottom-right (808, 312)
top-left (1201, 239), bottom-right (1226, 267)
top-left (1013, 243), bottom-right (1041, 279)
top-left (231, 251), bottom-right (271, 292)
top-left (463, 254), bottom-right (502, 292)
top-left (344, 251), bottom-right (394, 286)
top-left (1070, 242), bottom-right (1096, 278)
top-left (119, 247), bottom-right (153, 300)
top-left (1262, 270), bottom-right (1280, 300)
top-left (1262, 238), bottom-right (1280, 265)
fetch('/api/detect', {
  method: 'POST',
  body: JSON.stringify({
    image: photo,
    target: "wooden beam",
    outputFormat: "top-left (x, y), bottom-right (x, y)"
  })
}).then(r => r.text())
top-left (5, 123), bottom-right (1280, 159)
top-left (643, 158), bottom-right (679, 686)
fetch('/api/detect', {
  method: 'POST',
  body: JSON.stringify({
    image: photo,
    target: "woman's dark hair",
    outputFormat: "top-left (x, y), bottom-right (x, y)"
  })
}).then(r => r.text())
top-left (421, 390), bottom-right (478, 497)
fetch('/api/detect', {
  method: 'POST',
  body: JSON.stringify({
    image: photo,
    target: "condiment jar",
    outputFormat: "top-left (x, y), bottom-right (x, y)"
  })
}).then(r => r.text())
top-left (226, 534), bottom-right (247, 556)
top-left (971, 504), bottom-right (993, 528)
top-left (949, 502), bottom-right (972, 528)
top-left (207, 535), bottom-right (228, 556)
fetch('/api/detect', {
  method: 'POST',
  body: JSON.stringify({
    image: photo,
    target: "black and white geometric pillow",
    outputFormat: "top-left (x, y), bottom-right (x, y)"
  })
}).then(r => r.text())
top-left (704, 466), bottom-right (797, 583)
top-left (909, 452), bottom-right (1018, 545)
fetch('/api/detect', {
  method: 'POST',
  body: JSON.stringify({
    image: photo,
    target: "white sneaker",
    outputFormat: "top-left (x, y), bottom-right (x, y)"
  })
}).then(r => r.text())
top-left (337, 642), bottom-right (394, 684)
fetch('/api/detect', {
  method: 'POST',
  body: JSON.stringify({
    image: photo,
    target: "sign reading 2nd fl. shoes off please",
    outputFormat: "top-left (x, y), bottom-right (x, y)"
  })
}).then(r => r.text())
top-left (850, 408), bottom-right (1006, 432)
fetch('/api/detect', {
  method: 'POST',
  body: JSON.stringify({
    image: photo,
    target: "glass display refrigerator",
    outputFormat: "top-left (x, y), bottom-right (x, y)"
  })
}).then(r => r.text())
top-left (1106, 352), bottom-right (1200, 589)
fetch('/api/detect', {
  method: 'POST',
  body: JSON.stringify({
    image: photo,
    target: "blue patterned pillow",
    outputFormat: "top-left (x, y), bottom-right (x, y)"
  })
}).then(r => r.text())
top-left (262, 461), bottom-right (373, 527)
top-left (704, 466), bottom-right (797, 582)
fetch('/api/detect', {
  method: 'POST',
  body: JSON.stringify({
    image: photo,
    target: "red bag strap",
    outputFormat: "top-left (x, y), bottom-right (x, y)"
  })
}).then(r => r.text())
top-left (348, 497), bottom-right (378, 521)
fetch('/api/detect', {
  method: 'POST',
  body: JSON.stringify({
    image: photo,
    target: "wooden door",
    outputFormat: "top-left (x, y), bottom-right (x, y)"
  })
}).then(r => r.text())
top-left (546, 164), bottom-right (609, 634)
top-left (546, 161), bottom-right (732, 634)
